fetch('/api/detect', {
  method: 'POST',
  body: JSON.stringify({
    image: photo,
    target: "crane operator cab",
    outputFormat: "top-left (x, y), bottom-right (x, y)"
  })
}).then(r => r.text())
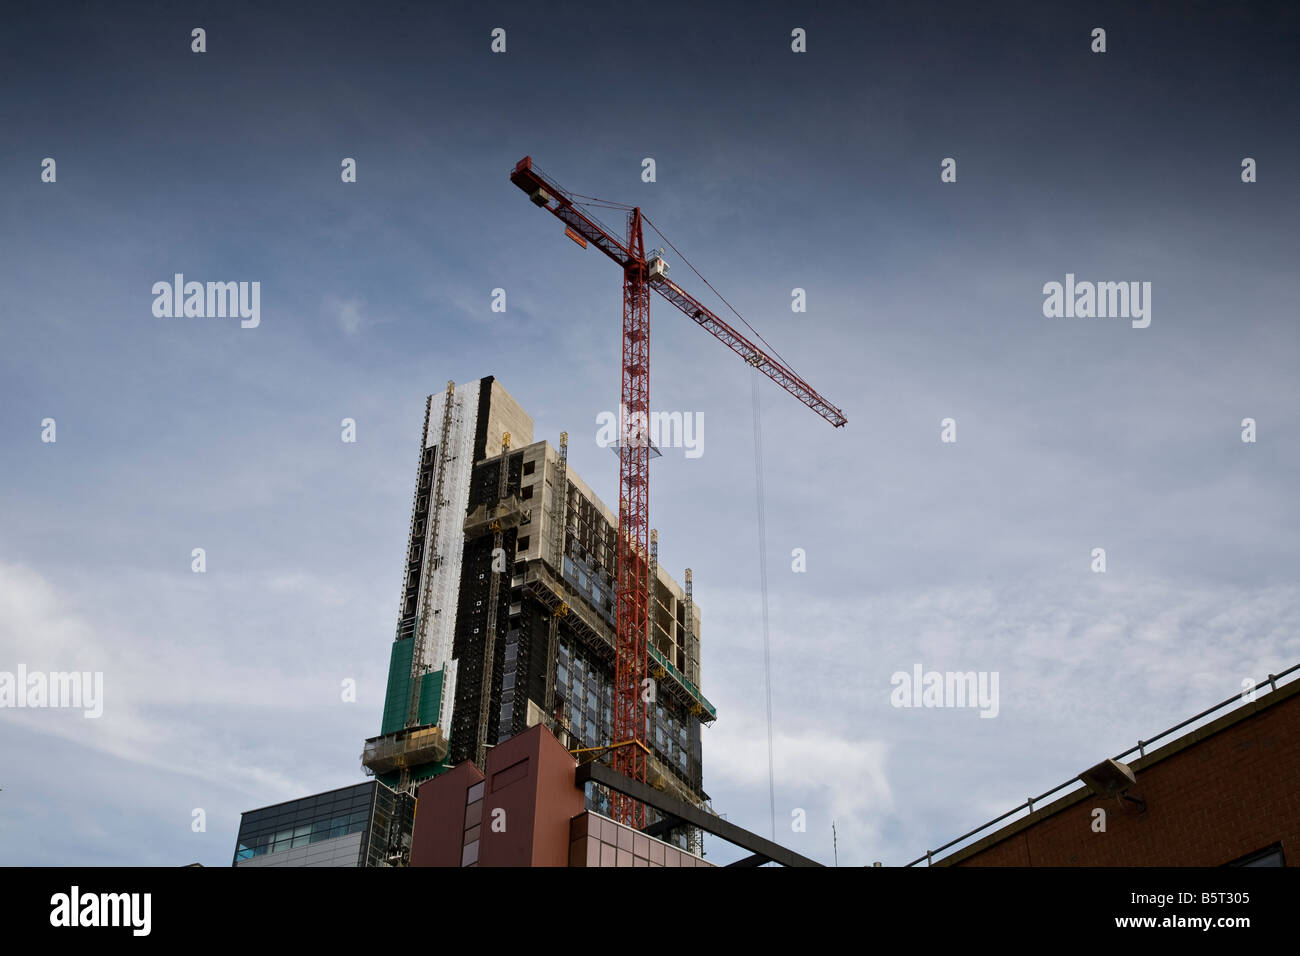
top-left (646, 247), bottom-right (670, 282)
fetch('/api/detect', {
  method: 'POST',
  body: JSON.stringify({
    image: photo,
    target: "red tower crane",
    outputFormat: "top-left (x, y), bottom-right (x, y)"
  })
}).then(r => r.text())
top-left (509, 156), bottom-right (846, 828)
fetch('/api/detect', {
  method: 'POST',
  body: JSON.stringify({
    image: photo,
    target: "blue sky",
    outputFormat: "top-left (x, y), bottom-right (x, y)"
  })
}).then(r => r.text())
top-left (1, 1), bottom-right (1298, 866)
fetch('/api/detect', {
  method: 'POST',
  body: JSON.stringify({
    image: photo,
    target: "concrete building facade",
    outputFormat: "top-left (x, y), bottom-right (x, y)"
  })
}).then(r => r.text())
top-left (362, 377), bottom-right (714, 844)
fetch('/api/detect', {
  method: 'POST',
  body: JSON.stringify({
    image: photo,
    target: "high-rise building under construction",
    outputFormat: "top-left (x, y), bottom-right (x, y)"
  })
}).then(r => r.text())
top-left (361, 376), bottom-right (715, 833)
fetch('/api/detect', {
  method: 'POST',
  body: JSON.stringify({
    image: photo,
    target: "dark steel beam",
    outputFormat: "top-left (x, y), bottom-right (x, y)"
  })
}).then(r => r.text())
top-left (575, 762), bottom-right (823, 867)
top-left (643, 815), bottom-right (683, 840)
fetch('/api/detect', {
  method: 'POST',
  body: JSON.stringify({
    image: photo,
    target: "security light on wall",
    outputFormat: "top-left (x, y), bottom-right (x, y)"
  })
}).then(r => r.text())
top-left (1079, 758), bottom-right (1146, 811)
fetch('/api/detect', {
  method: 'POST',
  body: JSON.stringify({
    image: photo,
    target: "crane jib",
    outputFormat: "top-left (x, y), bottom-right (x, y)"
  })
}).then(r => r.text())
top-left (510, 159), bottom-right (846, 428)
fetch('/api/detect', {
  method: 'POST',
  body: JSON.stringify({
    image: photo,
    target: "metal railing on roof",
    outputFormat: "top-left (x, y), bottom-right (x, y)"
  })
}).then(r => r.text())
top-left (904, 662), bottom-right (1300, 867)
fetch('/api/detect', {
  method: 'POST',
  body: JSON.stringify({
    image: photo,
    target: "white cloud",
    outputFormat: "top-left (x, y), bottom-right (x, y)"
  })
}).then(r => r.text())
top-left (698, 574), bottom-right (1300, 865)
top-left (0, 561), bottom-right (380, 803)
top-left (706, 718), bottom-right (892, 835)
top-left (325, 294), bottom-right (369, 336)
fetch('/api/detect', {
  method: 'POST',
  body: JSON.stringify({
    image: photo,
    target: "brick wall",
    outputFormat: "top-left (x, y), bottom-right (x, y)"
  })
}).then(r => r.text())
top-left (949, 682), bottom-right (1300, 866)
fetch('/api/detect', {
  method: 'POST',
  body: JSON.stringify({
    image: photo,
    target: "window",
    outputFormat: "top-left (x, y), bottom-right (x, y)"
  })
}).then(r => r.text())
top-left (517, 536), bottom-right (530, 551)
top-left (523, 460), bottom-right (535, 476)
top-left (521, 485), bottom-right (533, 500)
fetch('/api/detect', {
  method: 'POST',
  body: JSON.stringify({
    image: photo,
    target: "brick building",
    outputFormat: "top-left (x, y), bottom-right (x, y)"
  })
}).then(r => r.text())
top-left (925, 672), bottom-right (1299, 867)
top-left (409, 722), bottom-right (819, 867)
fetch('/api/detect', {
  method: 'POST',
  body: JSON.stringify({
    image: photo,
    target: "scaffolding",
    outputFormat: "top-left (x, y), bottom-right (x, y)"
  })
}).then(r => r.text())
top-left (476, 433), bottom-right (512, 767)
top-left (684, 568), bottom-right (700, 687)
top-left (409, 381), bottom-right (458, 727)
top-left (648, 529), bottom-right (658, 665)
top-left (373, 380), bottom-right (462, 795)
top-left (543, 432), bottom-right (568, 726)
top-left (362, 725), bottom-right (449, 776)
